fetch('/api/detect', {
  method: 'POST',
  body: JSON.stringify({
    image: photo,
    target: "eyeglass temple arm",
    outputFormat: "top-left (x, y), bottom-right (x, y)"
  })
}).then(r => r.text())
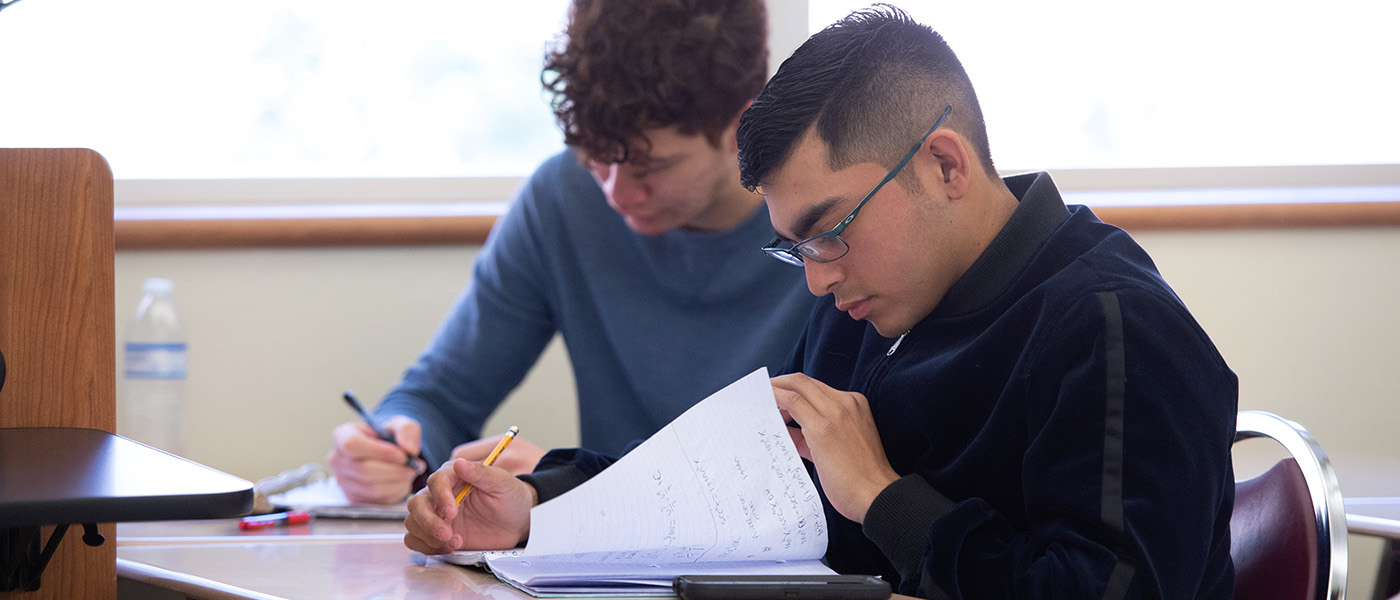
top-left (838, 105), bottom-right (954, 230)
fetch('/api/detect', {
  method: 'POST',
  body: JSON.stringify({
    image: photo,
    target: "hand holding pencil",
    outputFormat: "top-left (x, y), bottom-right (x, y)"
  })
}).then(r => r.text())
top-left (329, 392), bottom-right (430, 505)
top-left (342, 390), bottom-right (427, 472)
top-left (404, 425), bottom-right (535, 555)
top-left (456, 425), bottom-right (518, 504)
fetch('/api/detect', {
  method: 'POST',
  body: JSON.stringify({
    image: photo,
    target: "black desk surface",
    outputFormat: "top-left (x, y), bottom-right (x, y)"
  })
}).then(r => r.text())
top-left (0, 427), bottom-right (253, 527)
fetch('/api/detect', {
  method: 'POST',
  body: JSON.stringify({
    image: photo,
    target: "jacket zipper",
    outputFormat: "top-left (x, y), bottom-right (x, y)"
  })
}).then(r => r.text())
top-left (886, 332), bottom-right (908, 356)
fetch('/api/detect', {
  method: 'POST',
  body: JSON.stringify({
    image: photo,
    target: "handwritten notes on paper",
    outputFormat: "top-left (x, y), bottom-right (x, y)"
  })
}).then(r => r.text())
top-left (478, 368), bottom-right (833, 595)
top-left (521, 367), bottom-right (825, 562)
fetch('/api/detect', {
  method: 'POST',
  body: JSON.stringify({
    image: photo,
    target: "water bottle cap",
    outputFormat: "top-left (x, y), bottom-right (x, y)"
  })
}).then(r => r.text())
top-left (143, 278), bottom-right (175, 293)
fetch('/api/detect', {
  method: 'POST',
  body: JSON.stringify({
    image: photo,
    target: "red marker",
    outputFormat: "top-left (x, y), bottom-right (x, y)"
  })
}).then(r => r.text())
top-left (239, 510), bottom-right (312, 530)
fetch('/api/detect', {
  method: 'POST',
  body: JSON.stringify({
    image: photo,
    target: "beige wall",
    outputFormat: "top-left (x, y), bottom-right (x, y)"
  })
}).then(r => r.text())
top-left (115, 245), bottom-right (581, 481)
top-left (1135, 227), bottom-right (1400, 489)
top-left (114, 224), bottom-right (1400, 594)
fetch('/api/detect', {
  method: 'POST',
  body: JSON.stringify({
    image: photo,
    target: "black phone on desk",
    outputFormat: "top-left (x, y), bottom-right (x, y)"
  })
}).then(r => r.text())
top-left (673, 574), bottom-right (891, 600)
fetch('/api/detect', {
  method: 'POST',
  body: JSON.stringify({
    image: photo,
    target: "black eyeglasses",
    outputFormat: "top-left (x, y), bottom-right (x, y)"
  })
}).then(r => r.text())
top-left (762, 105), bottom-right (953, 266)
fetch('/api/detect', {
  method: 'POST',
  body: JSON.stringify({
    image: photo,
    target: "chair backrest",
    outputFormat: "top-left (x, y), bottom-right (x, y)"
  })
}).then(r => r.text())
top-left (1, 148), bottom-right (117, 598)
top-left (1231, 410), bottom-right (1347, 600)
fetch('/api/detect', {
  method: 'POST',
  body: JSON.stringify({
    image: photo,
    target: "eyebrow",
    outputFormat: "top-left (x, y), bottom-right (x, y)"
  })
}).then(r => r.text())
top-left (630, 152), bottom-right (682, 171)
top-left (777, 197), bottom-right (843, 242)
top-left (651, 152), bottom-right (683, 166)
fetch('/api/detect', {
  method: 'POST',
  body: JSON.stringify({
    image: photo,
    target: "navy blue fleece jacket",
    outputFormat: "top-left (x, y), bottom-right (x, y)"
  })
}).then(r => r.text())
top-left (524, 172), bottom-right (1237, 599)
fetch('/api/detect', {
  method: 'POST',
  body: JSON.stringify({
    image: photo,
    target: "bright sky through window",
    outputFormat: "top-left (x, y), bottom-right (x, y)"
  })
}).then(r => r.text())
top-left (0, 0), bottom-right (570, 179)
top-left (3, 1), bottom-right (1397, 182)
top-left (810, 1), bottom-right (1400, 173)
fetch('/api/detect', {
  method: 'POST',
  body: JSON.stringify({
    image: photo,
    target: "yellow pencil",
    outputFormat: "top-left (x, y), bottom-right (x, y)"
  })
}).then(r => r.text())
top-left (456, 425), bottom-right (519, 504)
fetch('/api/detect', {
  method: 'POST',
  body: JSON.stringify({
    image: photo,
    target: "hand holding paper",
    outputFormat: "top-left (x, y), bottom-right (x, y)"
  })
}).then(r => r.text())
top-left (771, 372), bottom-right (899, 524)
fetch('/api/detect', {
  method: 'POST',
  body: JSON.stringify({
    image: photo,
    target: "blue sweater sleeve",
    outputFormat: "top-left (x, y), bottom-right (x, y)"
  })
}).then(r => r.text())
top-left (860, 288), bottom-right (1237, 599)
top-left (374, 160), bottom-right (566, 465)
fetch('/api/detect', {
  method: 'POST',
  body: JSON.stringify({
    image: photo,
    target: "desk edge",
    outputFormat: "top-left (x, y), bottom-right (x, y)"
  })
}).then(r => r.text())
top-left (117, 557), bottom-right (284, 600)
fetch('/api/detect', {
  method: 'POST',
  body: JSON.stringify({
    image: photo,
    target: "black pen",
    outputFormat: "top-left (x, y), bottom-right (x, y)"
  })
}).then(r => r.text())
top-left (343, 390), bottom-right (426, 472)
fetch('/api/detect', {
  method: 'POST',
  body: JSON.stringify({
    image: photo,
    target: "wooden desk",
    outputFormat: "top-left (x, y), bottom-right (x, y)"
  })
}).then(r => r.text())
top-left (118, 518), bottom-right (505, 600)
top-left (117, 518), bottom-right (406, 543)
top-left (116, 519), bottom-right (917, 600)
top-left (119, 538), bottom-right (518, 600)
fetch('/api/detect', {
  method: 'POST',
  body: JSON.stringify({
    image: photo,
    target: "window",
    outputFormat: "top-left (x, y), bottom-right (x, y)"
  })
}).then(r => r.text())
top-left (3, 0), bottom-right (1396, 225)
top-left (0, 0), bottom-right (570, 180)
top-left (808, 1), bottom-right (1400, 178)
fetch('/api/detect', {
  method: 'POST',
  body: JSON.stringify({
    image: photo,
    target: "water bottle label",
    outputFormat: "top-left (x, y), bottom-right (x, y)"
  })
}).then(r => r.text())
top-left (125, 342), bottom-right (188, 379)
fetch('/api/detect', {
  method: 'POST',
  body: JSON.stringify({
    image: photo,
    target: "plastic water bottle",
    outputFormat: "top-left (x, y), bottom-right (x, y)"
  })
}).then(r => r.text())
top-left (120, 277), bottom-right (188, 455)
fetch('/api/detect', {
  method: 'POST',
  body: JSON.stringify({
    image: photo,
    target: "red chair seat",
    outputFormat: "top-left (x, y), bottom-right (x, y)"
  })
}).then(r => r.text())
top-left (1231, 458), bottom-right (1318, 600)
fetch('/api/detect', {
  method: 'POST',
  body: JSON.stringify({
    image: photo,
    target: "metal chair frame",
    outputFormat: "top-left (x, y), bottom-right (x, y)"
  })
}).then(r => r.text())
top-left (1235, 409), bottom-right (1348, 600)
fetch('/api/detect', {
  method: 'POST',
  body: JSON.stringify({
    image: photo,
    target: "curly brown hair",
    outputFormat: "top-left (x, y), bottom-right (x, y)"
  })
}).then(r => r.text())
top-left (542, 0), bottom-right (768, 164)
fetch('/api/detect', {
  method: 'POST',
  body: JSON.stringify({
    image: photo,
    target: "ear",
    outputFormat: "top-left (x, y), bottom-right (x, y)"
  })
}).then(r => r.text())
top-left (723, 100), bottom-right (754, 153)
top-left (922, 130), bottom-right (972, 200)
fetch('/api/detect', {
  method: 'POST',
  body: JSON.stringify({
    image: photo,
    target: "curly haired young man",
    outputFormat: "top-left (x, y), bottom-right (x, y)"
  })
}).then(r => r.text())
top-left (329, 0), bottom-right (813, 504)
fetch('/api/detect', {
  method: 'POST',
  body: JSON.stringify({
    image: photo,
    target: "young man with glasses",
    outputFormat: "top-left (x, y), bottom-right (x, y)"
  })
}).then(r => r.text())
top-left (328, 0), bottom-right (814, 504)
top-left (745, 7), bottom-right (1238, 599)
top-left (403, 7), bottom-right (1238, 599)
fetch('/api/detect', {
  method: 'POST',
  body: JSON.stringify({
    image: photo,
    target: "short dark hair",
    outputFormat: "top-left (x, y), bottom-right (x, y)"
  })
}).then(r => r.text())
top-left (543, 0), bottom-right (768, 164)
top-left (738, 4), bottom-right (995, 191)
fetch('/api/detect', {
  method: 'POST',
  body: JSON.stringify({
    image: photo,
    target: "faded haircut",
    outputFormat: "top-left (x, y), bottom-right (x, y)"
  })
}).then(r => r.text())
top-left (738, 4), bottom-right (995, 191)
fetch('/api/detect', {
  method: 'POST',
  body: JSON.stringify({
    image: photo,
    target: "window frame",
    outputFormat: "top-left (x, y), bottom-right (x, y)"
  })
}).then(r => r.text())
top-left (113, 163), bottom-right (1400, 250)
top-left (110, 1), bottom-right (1400, 249)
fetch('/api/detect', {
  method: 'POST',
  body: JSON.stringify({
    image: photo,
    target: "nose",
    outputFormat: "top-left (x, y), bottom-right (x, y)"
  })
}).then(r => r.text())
top-left (802, 259), bottom-right (841, 297)
top-left (596, 164), bottom-right (649, 210)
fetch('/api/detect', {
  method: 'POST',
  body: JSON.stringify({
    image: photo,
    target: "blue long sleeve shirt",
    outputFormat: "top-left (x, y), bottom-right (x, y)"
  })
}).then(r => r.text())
top-left (376, 149), bottom-right (814, 464)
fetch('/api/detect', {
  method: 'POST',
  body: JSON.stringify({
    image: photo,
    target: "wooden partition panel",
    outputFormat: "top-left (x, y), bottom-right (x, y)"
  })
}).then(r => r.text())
top-left (0, 148), bottom-right (117, 599)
